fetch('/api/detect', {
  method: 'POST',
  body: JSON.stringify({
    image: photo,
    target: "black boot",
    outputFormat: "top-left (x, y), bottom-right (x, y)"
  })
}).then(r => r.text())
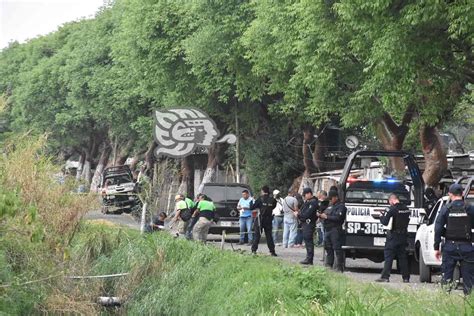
top-left (300, 259), bottom-right (313, 265)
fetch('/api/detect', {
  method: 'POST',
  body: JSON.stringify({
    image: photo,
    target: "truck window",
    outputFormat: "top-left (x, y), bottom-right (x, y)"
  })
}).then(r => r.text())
top-left (345, 181), bottom-right (410, 205)
top-left (226, 186), bottom-right (251, 201)
top-left (202, 186), bottom-right (226, 203)
top-left (428, 200), bottom-right (442, 225)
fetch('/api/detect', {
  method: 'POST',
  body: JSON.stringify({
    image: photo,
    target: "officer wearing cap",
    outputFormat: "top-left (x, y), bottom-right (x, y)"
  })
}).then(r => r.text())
top-left (298, 188), bottom-right (319, 265)
top-left (434, 183), bottom-right (474, 295)
top-left (319, 190), bottom-right (346, 272)
top-left (375, 193), bottom-right (411, 283)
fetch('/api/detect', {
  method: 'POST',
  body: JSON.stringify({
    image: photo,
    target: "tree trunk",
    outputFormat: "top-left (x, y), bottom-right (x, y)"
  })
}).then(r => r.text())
top-left (129, 156), bottom-right (140, 179)
top-left (197, 143), bottom-right (226, 194)
top-left (374, 109), bottom-right (413, 172)
top-left (76, 153), bottom-right (85, 181)
top-left (300, 126), bottom-right (316, 192)
top-left (144, 141), bottom-right (157, 176)
top-left (420, 125), bottom-right (448, 186)
top-left (90, 144), bottom-right (111, 192)
top-left (178, 156), bottom-right (194, 197)
top-left (313, 128), bottom-right (327, 172)
top-left (81, 150), bottom-right (92, 184)
top-left (303, 126), bottom-right (317, 175)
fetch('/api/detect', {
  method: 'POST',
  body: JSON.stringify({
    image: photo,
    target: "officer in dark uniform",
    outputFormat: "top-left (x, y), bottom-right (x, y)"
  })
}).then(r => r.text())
top-left (251, 186), bottom-right (278, 256)
top-left (319, 190), bottom-right (346, 272)
top-left (298, 188), bottom-right (319, 265)
top-left (434, 183), bottom-right (474, 295)
top-left (375, 193), bottom-right (411, 283)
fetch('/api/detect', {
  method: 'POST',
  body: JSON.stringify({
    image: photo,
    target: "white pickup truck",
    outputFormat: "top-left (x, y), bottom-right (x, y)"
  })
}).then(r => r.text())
top-left (415, 176), bottom-right (474, 282)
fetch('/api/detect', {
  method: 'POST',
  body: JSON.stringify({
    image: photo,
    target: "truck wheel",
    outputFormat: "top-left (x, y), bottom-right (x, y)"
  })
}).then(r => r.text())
top-left (419, 250), bottom-right (431, 283)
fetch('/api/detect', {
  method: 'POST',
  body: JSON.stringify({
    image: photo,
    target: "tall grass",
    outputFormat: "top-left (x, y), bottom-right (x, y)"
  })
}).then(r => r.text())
top-left (0, 135), bottom-right (98, 314)
top-left (59, 225), bottom-right (474, 315)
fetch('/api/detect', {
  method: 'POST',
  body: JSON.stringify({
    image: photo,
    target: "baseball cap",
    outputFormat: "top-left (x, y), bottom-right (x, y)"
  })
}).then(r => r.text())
top-left (273, 189), bottom-right (280, 196)
top-left (302, 187), bottom-right (313, 195)
top-left (448, 183), bottom-right (463, 195)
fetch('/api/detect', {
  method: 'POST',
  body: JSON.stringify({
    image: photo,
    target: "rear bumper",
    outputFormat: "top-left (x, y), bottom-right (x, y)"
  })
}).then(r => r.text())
top-left (103, 194), bottom-right (139, 208)
top-left (209, 218), bottom-right (240, 234)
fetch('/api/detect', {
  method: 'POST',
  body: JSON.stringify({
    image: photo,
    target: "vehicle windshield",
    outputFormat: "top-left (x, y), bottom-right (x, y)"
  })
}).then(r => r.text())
top-left (104, 174), bottom-right (132, 186)
top-left (202, 185), bottom-right (251, 203)
top-left (226, 186), bottom-right (251, 201)
top-left (202, 186), bottom-right (226, 203)
top-left (344, 155), bottom-right (412, 205)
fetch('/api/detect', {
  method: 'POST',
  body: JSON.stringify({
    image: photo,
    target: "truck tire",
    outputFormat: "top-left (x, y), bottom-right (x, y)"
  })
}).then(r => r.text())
top-left (419, 250), bottom-right (431, 283)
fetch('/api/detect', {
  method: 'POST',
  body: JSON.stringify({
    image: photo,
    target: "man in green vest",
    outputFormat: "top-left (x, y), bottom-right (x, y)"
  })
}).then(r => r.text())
top-left (193, 194), bottom-right (216, 243)
top-left (173, 194), bottom-right (194, 237)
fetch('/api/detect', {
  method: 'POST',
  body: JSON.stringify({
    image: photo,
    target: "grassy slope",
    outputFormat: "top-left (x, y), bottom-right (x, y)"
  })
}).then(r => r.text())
top-left (72, 224), bottom-right (473, 316)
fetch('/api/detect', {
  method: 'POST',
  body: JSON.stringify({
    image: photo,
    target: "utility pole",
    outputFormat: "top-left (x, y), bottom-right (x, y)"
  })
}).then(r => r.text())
top-left (235, 109), bottom-right (240, 183)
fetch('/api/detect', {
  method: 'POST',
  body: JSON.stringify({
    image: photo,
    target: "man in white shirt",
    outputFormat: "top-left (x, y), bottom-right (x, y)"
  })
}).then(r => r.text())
top-left (282, 190), bottom-right (299, 248)
top-left (272, 189), bottom-right (284, 246)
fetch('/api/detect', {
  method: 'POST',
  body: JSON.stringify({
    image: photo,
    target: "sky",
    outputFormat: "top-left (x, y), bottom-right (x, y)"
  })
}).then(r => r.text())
top-left (0, 0), bottom-right (105, 49)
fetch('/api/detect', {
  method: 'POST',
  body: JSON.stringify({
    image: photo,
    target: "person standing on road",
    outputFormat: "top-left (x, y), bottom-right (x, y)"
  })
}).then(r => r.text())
top-left (193, 194), bottom-right (216, 243)
top-left (272, 189), bottom-right (284, 246)
top-left (282, 190), bottom-right (299, 248)
top-left (294, 192), bottom-right (305, 248)
top-left (316, 190), bottom-right (329, 246)
top-left (375, 193), bottom-right (411, 283)
top-left (319, 190), bottom-right (346, 272)
top-left (237, 190), bottom-right (254, 245)
top-left (434, 183), bottom-right (474, 295)
top-left (251, 186), bottom-right (278, 256)
top-left (298, 188), bottom-right (319, 265)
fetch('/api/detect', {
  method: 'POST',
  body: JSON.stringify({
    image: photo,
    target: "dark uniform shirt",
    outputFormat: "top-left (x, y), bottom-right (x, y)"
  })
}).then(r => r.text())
top-left (380, 202), bottom-right (410, 231)
top-left (324, 201), bottom-right (346, 229)
top-left (434, 200), bottom-right (474, 250)
top-left (319, 199), bottom-right (329, 212)
top-left (251, 194), bottom-right (277, 218)
top-left (298, 197), bottom-right (319, 223)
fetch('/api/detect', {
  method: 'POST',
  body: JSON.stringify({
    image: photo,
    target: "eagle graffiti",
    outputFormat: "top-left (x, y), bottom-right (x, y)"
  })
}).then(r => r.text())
top-left (154, 108), bottom-right (236, 158)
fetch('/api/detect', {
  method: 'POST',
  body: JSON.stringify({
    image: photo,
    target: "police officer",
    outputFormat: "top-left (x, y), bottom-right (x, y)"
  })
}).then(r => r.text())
top-left (298, 188), bottom-right (319, 265)
top-left (319, 190), bottom-right (346, 272)
top-left (251, 186), bottom-right (278, 256)
top-left (434, 183), bottom-right (474, 295)
top-left (375, 193), bottom-right (411, 283)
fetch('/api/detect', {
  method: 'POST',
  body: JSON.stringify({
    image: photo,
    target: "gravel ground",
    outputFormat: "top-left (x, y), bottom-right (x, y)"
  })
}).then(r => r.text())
top-left (85, 210), bottom-right (455, 292)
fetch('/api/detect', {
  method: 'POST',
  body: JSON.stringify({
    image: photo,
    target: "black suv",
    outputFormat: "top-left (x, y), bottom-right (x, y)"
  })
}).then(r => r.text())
top-left (201, 183), bottom-right (252, 234)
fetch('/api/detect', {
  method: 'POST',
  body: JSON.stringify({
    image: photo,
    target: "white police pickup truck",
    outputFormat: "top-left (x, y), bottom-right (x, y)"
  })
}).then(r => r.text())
top-left (415, 176), bottom-right (474, 282)
top-left (339, 151), bottom-right (426, 269)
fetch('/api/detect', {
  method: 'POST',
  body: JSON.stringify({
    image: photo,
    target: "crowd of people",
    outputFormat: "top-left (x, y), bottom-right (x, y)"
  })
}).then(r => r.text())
top-left (153, 184), bottom-right (347, 270)
top-left (147, 182), bottom-right (474, 294)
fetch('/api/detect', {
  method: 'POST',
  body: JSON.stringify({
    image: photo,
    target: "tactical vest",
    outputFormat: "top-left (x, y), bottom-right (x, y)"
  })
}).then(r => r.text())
top-left (392, 204), bottom-right (411, 231)
top-left (445, 203), bottom-right (472, 242)
top-left (260, 196), bottom-right (275, 217)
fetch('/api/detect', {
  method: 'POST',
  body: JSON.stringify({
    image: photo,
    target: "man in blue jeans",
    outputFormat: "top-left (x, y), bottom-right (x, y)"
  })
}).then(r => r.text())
top-left (237, 189), bottom-right (254, 245)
